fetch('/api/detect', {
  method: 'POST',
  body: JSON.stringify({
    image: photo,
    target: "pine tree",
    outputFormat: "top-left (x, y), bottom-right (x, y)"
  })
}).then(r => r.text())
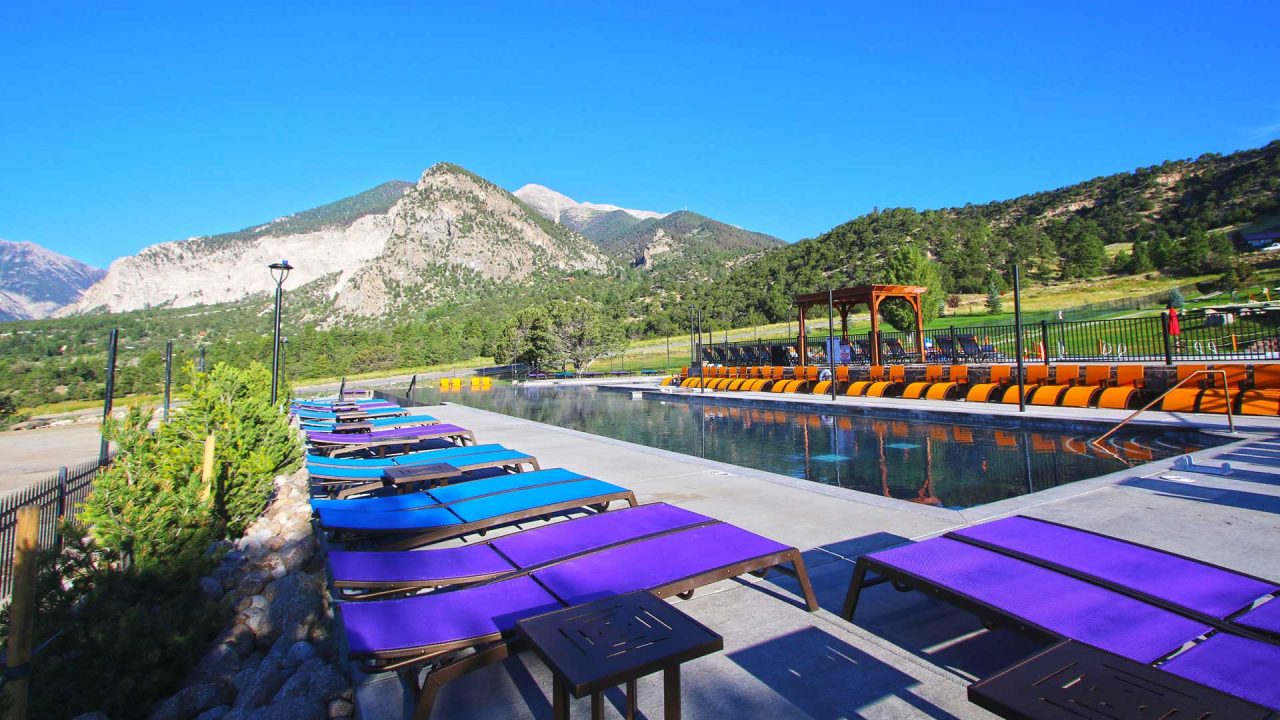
top-left (986, 283), bottom-right (1004, 315)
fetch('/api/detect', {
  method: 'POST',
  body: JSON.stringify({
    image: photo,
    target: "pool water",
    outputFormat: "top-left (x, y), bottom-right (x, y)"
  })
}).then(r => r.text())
top-left (406, 385), bottom-right (1224, 509)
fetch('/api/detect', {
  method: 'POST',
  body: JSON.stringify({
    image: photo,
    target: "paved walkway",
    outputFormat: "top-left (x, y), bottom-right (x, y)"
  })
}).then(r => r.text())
top-left (351, 400), bottom-right (1280, 720)
top-left (0, 423), bottom-right (103, 497)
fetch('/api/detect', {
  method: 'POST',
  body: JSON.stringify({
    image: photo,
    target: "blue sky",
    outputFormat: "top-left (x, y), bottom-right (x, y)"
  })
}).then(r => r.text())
top-left (2, 1), bottom-right (1278, 267)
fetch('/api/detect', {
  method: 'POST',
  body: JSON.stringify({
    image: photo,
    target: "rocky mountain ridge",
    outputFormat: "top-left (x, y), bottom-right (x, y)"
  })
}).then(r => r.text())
top-left (0, 239), bottom-right (105, 320)
top-left (63, 165), bottom-right (611, 319)
top-left (514, 184), bottom-right (785, 269)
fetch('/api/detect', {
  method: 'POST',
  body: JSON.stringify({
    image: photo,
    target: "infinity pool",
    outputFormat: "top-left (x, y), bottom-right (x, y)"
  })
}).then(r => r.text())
top-left (405, 385), bottom-right (1224, 509)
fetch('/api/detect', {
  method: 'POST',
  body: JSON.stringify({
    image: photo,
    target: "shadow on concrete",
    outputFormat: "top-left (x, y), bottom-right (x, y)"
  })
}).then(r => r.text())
top-left (1178, 467), bottom-right (1280, 486)
top-left (725, 627), bottom-right (966, 719)
top-left (1219, 448), bottom-right (1280, 464)
top-left (1119, 477), bottom-right (1280, 515)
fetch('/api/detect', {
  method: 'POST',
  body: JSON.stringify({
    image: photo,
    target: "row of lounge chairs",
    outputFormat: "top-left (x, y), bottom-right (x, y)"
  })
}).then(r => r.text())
top-left (665, 362), bottom-right (1280, 415)
top-left (293, 396), bottom-right (819, 719)
top-left (844, 515), bottom-right (1280, 711)
top-left (294, 396), bottom-right (1280, 715)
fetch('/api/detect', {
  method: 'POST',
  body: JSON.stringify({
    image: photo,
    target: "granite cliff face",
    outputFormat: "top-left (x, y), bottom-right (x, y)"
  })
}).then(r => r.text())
top-left (65, 167), bottom-right (610, 318)
top-left (331, 165), bottom-right (609, 316)
top-left (0, 239), bottom-right (105, 320)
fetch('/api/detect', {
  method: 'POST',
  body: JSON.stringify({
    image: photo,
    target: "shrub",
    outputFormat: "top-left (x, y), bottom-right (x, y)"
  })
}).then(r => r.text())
top-left (80, 363), bottom-right (300, 570)
top-left (2, 361), bottom-right (300, 717)
top-left (0, 525), bottom-right (221, 719)
top-left (1166, 288), bottom-right (1186, 309)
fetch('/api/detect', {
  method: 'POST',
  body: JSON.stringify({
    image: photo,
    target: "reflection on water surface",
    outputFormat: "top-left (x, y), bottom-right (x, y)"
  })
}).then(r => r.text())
top-left (407, 385), bottom-right (1222, 509)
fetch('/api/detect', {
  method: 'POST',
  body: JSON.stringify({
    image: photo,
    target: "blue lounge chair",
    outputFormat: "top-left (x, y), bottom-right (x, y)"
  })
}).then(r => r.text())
top-left (315, 468), bottom-right (637, 550)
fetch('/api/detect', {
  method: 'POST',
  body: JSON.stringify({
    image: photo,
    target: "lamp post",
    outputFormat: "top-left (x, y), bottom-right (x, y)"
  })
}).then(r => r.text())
top-left (268, 260), bottom-right (293, 405)
top-left (279, 336), bottom-right (288, 397)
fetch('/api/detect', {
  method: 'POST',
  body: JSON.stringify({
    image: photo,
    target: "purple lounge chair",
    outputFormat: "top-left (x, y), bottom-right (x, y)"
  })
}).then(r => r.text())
top-left (841, 536), bottom-right (1280, 710)
top-left (326, 502), bottom-right (714, 599)
top-left (945, 516), bottom-right (1280, 638)
top-left (337, 520), bottom-right (818, 719)
top-left (307, 423), bottom-right (476, 457)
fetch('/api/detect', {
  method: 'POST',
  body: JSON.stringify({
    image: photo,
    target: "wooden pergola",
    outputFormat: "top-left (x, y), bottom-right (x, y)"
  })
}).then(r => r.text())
top-left (794, 284), bottom-right (928, 366)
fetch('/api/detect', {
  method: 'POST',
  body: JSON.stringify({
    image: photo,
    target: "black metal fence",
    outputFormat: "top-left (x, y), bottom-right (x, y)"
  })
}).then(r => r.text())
top-left (700, 307), bottom-right (1280, 366)
top-left (0, 456), bottom-right (108, 603)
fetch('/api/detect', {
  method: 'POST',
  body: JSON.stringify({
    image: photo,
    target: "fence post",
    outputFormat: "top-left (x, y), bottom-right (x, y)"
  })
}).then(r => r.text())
top-left (99, 328), bottom-right (119, 465)
top-left (1040, 320), bottom-right (1051, 367)
top-left (54, 467), bottom-right (68, 549)
top-left (5, 506), bottom-right (40, 720)
top-left (163, 340), bottom-right (173, 422)
top-left (200, 434), bottom-right (217, 508)
top-left (949, 326), bottom-right (958, 361)
top-left (1161, 312), bottom-right (1174, 366)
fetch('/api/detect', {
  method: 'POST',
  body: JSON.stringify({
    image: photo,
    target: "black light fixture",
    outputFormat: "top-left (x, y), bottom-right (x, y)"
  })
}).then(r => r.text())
top-left (268, 260), bottom-right (294, 404)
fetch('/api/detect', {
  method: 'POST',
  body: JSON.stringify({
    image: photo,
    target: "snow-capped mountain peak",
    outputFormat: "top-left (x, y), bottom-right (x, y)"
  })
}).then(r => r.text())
top-left (513, 184), bottom-right (666, 225)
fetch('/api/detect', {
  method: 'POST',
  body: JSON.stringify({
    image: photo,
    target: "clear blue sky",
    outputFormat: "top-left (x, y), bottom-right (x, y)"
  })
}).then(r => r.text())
top-left (2, 1), bottom-right (1278, 267)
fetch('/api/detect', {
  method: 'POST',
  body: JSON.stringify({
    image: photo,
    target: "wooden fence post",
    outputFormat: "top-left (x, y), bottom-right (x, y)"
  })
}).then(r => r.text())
top-left (5, 506), bottom-right (41, 720)
top-left (200, 434), bottom-right (216, 504)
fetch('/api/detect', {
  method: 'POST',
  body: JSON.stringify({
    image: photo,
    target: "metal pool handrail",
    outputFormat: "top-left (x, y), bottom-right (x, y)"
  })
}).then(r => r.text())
top-left (1092, 370), bottom-right (1235, 451)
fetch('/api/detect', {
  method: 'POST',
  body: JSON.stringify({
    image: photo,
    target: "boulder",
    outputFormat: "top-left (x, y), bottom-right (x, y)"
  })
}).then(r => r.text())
top-left (232, 658), bottom-right (289, 709)
top-left (327, 699), bottom-right (354, 719)
top-left (149, 683), bottom-right (234, 720)
top-left (184, 643), bottom-right (241, 687)
top-left (194, 707), bottom-right (231, 720)
top-left (246, 697), bottom-right (325, 720)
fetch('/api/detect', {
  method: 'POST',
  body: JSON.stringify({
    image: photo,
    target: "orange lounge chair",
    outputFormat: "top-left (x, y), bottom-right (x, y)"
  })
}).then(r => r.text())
top-left (866, 365), bottom-right (906, 397)
top-left (1029, 364), bottom-right (1080, 406)
top-left (902, 365), bottom-right (945, 399)
top-left (1000, 365), bottom-right (1048, 404)
top-left (924, 365), bottom-right (969, 400)
top-left (1062, 365), bottom-right (1110, 407)
top-left (966, 365), bottom-right (1013, 402)
top-left (1240, 364), bottom-right (1280, 416)
top-left (1098, 365), bottom-right (1145, 409)
top-left (846, 366), bottom-right (886, 397)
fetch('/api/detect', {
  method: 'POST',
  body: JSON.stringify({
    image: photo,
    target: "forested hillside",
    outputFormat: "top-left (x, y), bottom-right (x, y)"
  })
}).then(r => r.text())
top-left (637, 141), bottom-right (1279, 335)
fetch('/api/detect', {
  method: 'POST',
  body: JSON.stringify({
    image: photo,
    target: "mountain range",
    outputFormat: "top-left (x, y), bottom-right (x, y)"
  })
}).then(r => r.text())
top-left (8, 140), bottom-right (1280, 328)
top-left (32, 167), bottom-right (778, 321)
top-left (513, 184), bottom-right (784, 268)
top-left (0, 240), bottom-right (105, 321)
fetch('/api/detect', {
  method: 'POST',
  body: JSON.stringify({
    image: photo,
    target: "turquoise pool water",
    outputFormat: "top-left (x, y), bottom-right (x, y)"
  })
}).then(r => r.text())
top-left (406, 385), bottom-right (1223, 509)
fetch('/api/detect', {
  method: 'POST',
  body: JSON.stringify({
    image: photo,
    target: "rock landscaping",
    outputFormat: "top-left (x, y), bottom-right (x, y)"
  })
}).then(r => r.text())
top-left (146, 469), bottom-right (352, 720)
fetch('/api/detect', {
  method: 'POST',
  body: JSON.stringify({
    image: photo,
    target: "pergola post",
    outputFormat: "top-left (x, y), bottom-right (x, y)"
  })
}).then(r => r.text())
top-left (797, 303), bottom-right (807, 367)
top-left (869, 296), bottom-right (881, 366)
top-left (913, 296), bottom-right (926, 362)
top-left (839, 307), bottom-right (849, 340)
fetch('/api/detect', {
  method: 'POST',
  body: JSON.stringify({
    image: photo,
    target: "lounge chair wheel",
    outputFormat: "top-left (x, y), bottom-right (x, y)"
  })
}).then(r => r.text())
top-left (677, 590), bottom-right (695, 600)
top-left (590, 503), bottom-right (609, 513)
top-left (750, 569), bottom-right (769, 578)
top-left (891, 581), bottom-right (913, 593)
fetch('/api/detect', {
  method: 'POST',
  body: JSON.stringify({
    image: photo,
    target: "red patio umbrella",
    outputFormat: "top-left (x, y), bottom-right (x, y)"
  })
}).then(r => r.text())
top-left (1168, 307), bottom-right (1181, 336)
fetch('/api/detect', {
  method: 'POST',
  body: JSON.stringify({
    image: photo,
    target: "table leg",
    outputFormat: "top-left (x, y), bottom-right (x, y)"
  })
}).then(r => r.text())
top-left (553, 676), bottom-right (569, 720)
top-left (626, 678), bottom-right (637, 720)
top-left (664, 665), bottom-right (681, 720)
top-left (591, 690), bottom-right (603, 720)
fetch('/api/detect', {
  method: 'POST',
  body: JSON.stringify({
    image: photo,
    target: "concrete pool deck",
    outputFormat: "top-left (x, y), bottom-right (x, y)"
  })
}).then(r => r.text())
top-left (350, 398), bottom-right (1280, 720)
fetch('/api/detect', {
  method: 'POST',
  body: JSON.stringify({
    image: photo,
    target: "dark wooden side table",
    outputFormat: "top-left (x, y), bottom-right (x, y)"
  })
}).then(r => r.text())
top-left (334, 462), bottom-right (460, 499)
top-left (517, 591), bottom-right (723, 720)
top-left (969, 640), bottom-right (1277, 720)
